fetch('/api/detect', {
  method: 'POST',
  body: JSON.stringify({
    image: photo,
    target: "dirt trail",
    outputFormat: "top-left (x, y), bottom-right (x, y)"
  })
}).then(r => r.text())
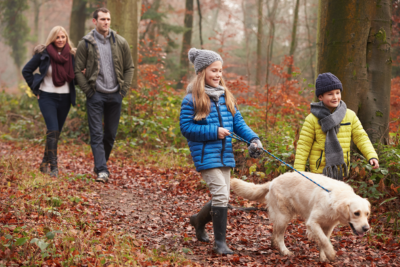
top-left (3, 141), bottom-right (400, 266)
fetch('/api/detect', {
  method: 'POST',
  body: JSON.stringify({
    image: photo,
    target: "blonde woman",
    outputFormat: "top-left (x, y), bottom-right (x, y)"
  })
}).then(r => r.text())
top-left (22, 26), bottom-right (77, 178)
top-left (179, 48), bottom-right (263, 254)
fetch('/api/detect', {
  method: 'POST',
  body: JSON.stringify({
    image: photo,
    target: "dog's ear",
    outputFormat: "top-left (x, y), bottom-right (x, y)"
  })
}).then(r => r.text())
top-left (364, 198), bottom-right (371, 214)
top-left (337, 202), bottom-right (350, 222)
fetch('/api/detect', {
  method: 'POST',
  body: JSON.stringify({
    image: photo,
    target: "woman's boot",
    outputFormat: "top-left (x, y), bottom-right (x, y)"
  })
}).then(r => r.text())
top-left (39, 137), bottom-right (49, 174)
top-left (211, 206), bottom-right (233, 255)
top-left (47, 131), bottom-right (59, 178)
top-left (190, 201), bottom-right (212, 242)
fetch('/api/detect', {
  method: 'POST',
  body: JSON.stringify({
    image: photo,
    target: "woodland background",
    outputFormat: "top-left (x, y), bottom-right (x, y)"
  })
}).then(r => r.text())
top-left (0, 0), bottom-right (400, 266)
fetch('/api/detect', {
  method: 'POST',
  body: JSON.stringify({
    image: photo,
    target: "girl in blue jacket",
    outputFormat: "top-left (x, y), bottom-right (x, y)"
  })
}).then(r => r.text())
top-left (180, 48), bottom-right (263, 254)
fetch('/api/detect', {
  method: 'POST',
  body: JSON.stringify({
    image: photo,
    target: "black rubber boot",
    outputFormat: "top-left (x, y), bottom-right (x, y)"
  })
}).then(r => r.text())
top-left (190, 201), bottom-right (212, 242)
top-left (211, 206), bottom-right (233, 255)
top-left (39, 137), bottom-right (49, 174)
top-left (47, 131), bottom-right (59, 178)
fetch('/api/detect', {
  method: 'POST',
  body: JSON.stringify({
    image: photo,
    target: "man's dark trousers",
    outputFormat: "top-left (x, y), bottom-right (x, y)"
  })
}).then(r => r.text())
top-left (86, 91), bottom-right (122, 175)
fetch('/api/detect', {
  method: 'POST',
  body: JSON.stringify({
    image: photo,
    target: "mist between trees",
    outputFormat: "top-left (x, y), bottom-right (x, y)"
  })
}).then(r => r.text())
top-left (0, 0), bottom-right (400, 143)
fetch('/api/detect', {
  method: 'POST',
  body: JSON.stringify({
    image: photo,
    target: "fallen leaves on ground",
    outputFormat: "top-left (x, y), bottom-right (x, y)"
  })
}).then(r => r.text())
top-left (0, 140), bottom-right (399, 266)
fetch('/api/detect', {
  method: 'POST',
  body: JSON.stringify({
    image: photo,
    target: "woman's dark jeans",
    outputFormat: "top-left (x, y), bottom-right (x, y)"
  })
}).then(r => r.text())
top-left (38, 91), bottom-right (71, 132)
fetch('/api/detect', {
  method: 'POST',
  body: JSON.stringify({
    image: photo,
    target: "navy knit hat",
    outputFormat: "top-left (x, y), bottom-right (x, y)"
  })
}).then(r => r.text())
top-left (188, 48), bottom-right (223, 74)
top-left (315, 72), bottom-right (343, 97)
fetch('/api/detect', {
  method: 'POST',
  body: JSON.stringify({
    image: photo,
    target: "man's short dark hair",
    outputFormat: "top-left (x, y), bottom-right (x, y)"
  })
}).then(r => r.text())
top-left (93, 7), bottom-right (110, 20)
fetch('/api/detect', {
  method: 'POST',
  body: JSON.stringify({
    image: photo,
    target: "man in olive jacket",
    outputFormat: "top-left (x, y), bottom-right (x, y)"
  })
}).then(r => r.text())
top-left (75, 7), bottom-right (134, 183)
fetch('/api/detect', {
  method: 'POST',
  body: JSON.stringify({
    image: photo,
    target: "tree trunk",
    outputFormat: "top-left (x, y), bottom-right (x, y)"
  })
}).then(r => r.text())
top-left (265, 0), bottom-right (279, 132)
top-left (211, 0), bottom-right (222, 30)
top-left (303, 0), bottom-right (315, 82)
top-left (69, 0), bottom-right (86, 47)
top-left (108, 0), bottom-right (141, 89)
top-left (242, 0), bottom-right (251, 84)
top-left (0, 0), bottom-right (30, 74)
top-left (287, 0), bottom-right (300, 78)
top-left (176, 0), bottom-right (193, 89)
top-left (31, 0), bottom-right (42, 40)
top-left (256, 0), bottom-right (263, 89)
top-left (196, 0), bottom-right (204, 48)
top-left (147, 0), bottom-right (161, 47)
top-left (316, 0), bottom-right (392, 144)
top-left (265, 0), bottom-right (279, 86)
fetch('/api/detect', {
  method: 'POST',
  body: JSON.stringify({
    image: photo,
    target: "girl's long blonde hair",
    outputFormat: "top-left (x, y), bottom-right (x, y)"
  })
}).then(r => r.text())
top-left (44, 26), bottom-right (76, 55)
top-left (190, 69), bottom-right (237, 121)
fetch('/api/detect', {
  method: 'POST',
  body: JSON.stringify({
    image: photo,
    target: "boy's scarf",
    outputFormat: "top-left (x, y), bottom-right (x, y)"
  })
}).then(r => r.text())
top-left (46, 43), bottom-right (75, 87)
top-left (204, 84), bottom-right (225, 101)
top-left (310, 100), bottom-right (348, 180)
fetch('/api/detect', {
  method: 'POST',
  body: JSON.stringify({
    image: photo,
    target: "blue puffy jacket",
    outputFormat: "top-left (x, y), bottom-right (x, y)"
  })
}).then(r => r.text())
top-left (180, 93), bottom-right (258, 172)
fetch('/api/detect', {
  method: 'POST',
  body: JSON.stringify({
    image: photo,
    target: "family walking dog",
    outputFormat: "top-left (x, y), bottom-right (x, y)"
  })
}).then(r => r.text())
top-left (21, 5), bottom-right (380, 262)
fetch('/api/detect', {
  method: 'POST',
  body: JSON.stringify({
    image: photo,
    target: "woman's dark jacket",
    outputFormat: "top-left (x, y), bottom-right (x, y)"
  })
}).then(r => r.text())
top-left (22, 45), bottom-right (76, 106)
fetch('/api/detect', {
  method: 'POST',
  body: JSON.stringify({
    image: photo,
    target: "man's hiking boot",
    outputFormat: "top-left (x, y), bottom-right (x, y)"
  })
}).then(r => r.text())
top-left (96, 172), bottom-right (109, 183)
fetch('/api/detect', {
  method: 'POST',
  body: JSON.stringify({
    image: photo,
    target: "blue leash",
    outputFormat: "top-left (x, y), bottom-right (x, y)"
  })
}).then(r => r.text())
top-left (229, 132), bottom-right (330, 193)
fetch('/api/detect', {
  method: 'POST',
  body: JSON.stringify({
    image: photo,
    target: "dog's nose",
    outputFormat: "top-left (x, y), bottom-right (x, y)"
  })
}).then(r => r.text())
top-left (362, 225), bottom-right (370, 232)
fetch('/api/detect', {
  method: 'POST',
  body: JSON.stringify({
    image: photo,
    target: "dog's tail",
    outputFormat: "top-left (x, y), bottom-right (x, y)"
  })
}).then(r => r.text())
top-left (230, 178), bottom-right (270, 203)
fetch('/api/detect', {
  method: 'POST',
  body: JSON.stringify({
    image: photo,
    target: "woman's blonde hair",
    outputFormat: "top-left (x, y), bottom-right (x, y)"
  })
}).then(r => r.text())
top-left (190, 69), bottom-right (236, 121)
top-left (44, 26), bottom-right (76, 55)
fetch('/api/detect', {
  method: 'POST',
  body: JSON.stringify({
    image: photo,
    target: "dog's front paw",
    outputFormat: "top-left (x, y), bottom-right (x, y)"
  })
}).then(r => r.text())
top-left (319, 251), bottom-right (329, 262)
top-left (321, 246), bottom-right (336, 262)
top-left (280, 249), bottom-right (293, 257)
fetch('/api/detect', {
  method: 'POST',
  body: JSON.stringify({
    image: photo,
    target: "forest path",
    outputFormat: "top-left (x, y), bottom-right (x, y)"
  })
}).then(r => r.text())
top-left (2, 140), bottom-right (399, 266)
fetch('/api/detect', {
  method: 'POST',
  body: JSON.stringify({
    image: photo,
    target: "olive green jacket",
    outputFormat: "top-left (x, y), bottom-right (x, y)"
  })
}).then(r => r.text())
top-left (74, 29), bottom-right (134, 98)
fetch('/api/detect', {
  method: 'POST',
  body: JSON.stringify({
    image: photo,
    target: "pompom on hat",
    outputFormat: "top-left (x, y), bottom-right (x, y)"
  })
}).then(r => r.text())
top-left (315, 72), bottom-right (343, 97)
top-left (188, 48), bottom-right (223, 74)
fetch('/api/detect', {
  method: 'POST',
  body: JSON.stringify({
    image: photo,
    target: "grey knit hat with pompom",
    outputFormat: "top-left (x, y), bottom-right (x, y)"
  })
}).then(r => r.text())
top-left (188, 48), bottom-right (223, 74)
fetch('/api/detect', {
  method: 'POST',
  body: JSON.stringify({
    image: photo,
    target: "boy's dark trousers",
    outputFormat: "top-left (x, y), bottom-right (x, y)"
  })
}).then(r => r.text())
top-left (86, 91), bottom-right (122, 175)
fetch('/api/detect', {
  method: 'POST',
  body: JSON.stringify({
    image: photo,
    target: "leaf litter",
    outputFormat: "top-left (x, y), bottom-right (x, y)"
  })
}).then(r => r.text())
top-left (0, 140), bottom-right (399, 266)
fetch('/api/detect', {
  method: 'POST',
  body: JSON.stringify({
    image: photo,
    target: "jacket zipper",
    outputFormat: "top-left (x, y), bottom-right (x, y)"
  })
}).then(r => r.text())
top-left (201, 142), bottom-right (208, 163)
top-left (215, 101), bottom-right (226, 166)
top-left (316, 150), bottom-right (323, 170)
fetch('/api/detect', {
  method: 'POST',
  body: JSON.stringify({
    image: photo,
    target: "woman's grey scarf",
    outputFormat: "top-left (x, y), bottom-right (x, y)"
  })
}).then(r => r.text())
top-left (310, 100), bottom-right (348, 180)
top-left (204, 84), bottom-right (225, 101)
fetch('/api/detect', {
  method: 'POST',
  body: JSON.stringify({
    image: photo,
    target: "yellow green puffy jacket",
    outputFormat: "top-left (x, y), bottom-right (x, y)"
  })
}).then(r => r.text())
top-left (294, 109), bottom-right (378, 174)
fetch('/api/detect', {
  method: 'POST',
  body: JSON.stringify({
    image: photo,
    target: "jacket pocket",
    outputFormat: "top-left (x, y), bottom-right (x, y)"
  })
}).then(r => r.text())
top-left (340, 122), bottom-right (351, 126)
top-left (316, 150), bottom-right (323, 170)
top-left (201, 142), bottom-right (208, 163)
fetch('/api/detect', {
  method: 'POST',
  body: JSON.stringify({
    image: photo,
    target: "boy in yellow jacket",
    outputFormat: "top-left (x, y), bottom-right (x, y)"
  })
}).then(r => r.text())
top-left (294, 72), bottom-right (379, 180)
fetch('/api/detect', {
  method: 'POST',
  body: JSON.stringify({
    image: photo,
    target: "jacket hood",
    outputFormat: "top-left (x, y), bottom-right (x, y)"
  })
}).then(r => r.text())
top-left (33, 44), bottom-right (76, 56)
top-left (186, 83), bottom-right (193, 94)
top-left (83, 29), bottom-right (116, 44)
top-left (33, 44), bottom-right (46, 55)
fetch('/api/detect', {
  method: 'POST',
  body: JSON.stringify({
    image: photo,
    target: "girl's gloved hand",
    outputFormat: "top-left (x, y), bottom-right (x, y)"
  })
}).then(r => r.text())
top-left (248, 139), bottom-right (263, 158)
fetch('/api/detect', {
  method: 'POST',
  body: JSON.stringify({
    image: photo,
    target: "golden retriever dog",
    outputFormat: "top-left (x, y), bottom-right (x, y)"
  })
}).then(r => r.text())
top-left (231, 172), bottom-right (371, 262)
